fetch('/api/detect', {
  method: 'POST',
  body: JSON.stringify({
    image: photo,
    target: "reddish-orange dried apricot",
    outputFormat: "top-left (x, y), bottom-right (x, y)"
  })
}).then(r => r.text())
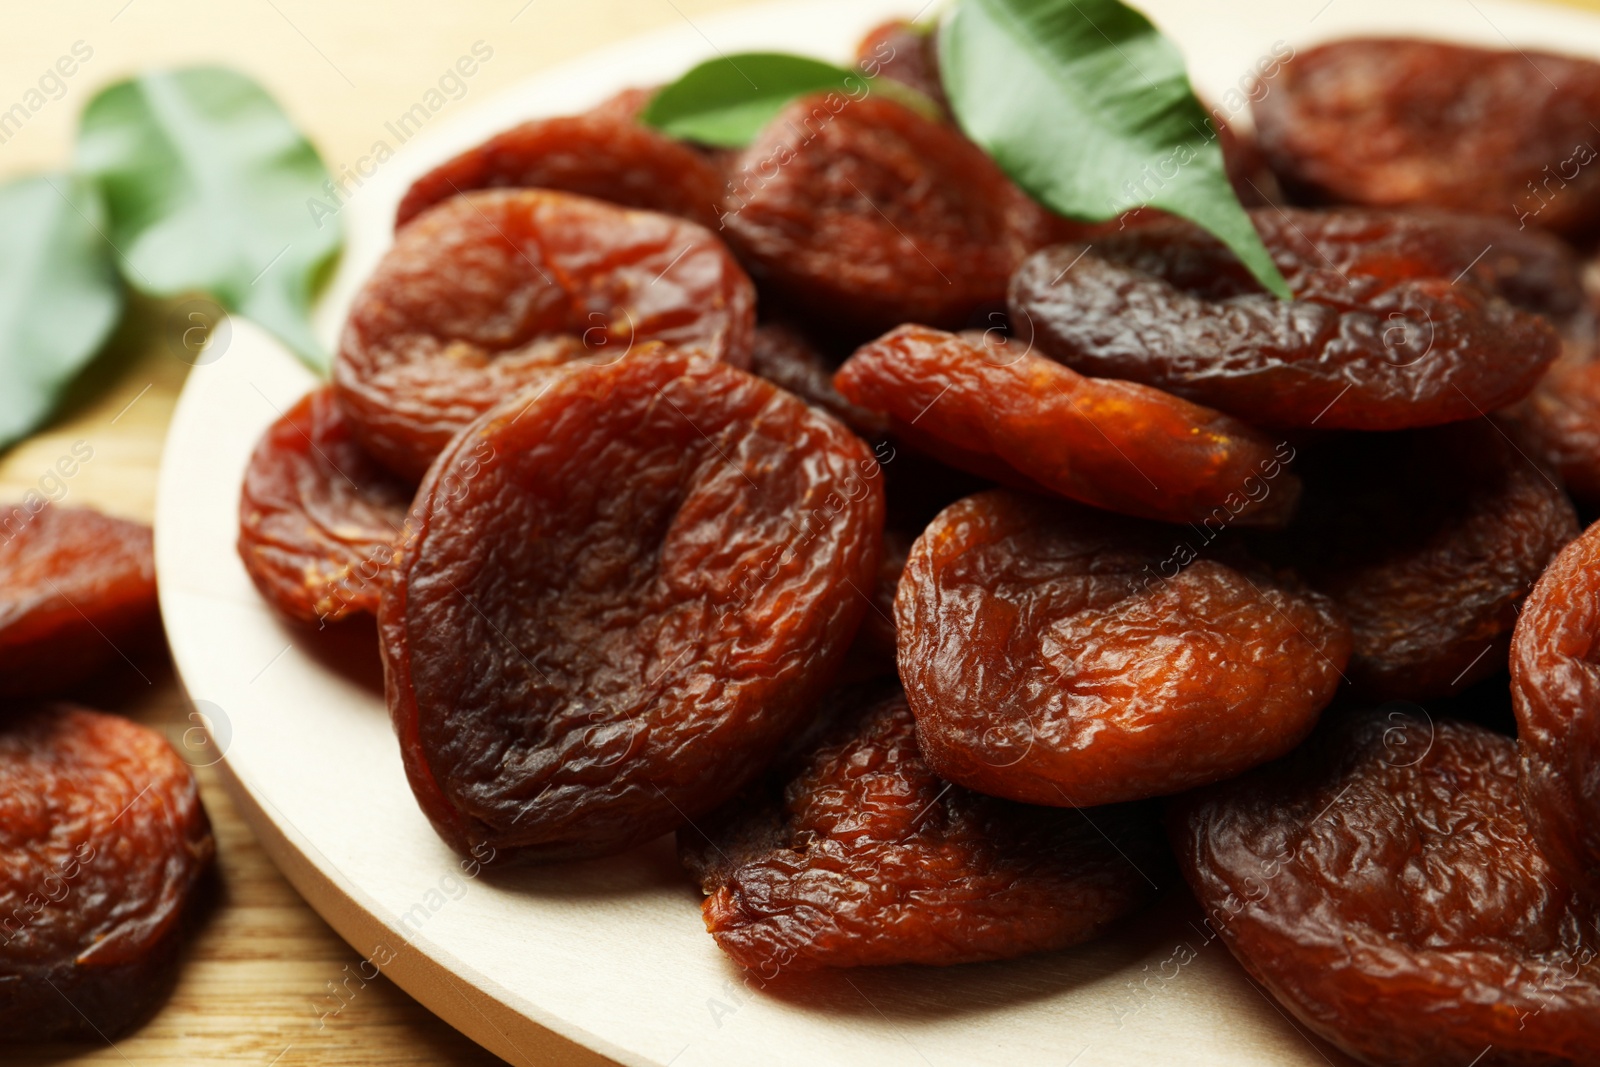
top-left (335, 189), bottom-right (756, 479)
top-left (0, 505), bottom-right (156, 698)
top-left (897, 490), bottom-right (1351, 807)
top-left (1011, 209), bottom-right (1560, 430)
top-left (0, 705), bottom-right (214, 1040)
top-left (681, 687), bottom-right (1166, 972)
top-left (1255, 38), bottom-right (1600, 236)
top-left (1512, 518), bottom-right (1600, 900)
top-left (395, 89), bottom-right (725, 230)
top-left (834, 325), bottom-right (1301, 526)
top-left (1172, 708), bottom-right (1600, 1067)
top-left (722, 95), bottom-right (1062, 337)
top-left (237, 386), bottom-right (414, 625)
top-left (1264, 421), bottom-right (1578, 701)
top-left (383, 351), bottom-right (884, 862)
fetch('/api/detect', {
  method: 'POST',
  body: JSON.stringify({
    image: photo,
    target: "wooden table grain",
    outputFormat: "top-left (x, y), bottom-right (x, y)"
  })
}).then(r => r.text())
top-left (3, 0), bottom-right (1598, 1063)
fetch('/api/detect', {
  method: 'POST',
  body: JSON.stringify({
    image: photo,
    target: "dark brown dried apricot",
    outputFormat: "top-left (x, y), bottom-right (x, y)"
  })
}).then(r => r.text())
top-left (0, 705), bottom-right (214, 1040)
top-left (747, 322), bottom-right (888, 440)
top-left (680, 687), bottom-right (1166, 972)
top-left (1011, 208), bottom-right (1560, 430)
top-left (335, 188), bottom-right (757, 479)
top-left (1512, 518), bottom-right (1600, 900)
top-left (237, 386), bottom-right (414, 625)
top-left (721, 95), bottom-right (1062, 337)
top-left (1505, 335), bottom-right (1600, 504)
top-left (394, 88), bottom-right (725, 230)
top-left (854, 20), bottom-right (949, 115)
top-left (1263, 421), bottom-right (1578, 701)
top-left (1172, 708), bottom-right (1600, 1067)
top-left (1254, 38), bottom-right (1600, 236)
top-left (0, 504), bottom-right (156, 698)
top-left (897, 490), bottom-right (1351, 807)
top-left (834, 324), bottom-right (1301, 526)
top-left (382, 351), bottom-right (884, 862)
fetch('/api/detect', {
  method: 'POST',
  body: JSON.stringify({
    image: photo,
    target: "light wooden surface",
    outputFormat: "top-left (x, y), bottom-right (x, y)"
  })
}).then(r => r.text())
top-left (2, 1), bottom-right (1599, 1064)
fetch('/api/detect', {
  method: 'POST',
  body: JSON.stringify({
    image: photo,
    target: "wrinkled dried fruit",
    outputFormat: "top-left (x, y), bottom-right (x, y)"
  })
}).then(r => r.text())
top-left (383, 351), bottom-right (884, 862)
top-left (1172, 708), bottom-right (1600, 1067)
top-left (748, 322), bottom-right (888, 440)
top-left (237, 386), bottom-right (414, 624)
top-left (835, 324), bottom-right (1301, 526)
top-left (1261, 421), bottom-right (1577, 701)
top-left (1011, 209), bottom-right (1560, 430)
top-left (1512, 518), bottom-right (1600, 900)
top-left (681, 687), bottom-right (1167, 972)
top-left (0, 504), bottom-right (156, 698)
top-left (855, 20), bottom-right (949, 115)
top-left (722, 95), bottom-right (1063, 337)
top-left (897, 490), bottom-right (1351, 807)
top-left (0, 705), bottom-right (214, 1040)
top-left (1506, 335), bottom-right (1600, 504)
top-left (1255, 38), bottom-right (1600, 236)
top-left (335, 188), bottom-right (756, 479)
top-left (395, 88), bottom-right (725, 230)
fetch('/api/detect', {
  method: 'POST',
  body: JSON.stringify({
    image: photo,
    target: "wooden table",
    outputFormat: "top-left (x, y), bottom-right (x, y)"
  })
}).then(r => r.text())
top-left (3, 0), bottom-right (1598, 1063)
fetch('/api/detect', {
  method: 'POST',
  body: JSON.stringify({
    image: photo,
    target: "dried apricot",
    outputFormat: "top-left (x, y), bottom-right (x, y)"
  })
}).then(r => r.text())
top-left (0, 504), bottom-right (156, 698)
top-left (834, 324), bottom-right (1301, 526)
top-left (335, 188), bottom-right (756, 479)
top-left (747, 322), bottom-right (888, 440)
top-left (1010, 208), bottom-right (1560, 430)
top-left (382, 351), bottom-right (884, 862)
top-left (1172, 708), bottom-right (1600, 1067)
top-left (0, 705), bottom-right (214, 1040)
top-left (680, 687), bottom-right (1166, 972)
top-left (394, 88), bottom-right (725, 230)
top-left (854, 20), bottom-right (949, 115)
top-left (1255, 38), bottom-right (1600, 236)
top-left (897, 490), bottom-right (1351, 807)
top-left (1264, 421), bottom-right (1577, 701)
top-left (1512, 518), bottom-right (1600, 900)
top-left (722, 95), bottom-right (1061, 337)
top-left (237, 386), bottom-right (414, 625)
top-left (1505, 334), bottom-right (1600, 504)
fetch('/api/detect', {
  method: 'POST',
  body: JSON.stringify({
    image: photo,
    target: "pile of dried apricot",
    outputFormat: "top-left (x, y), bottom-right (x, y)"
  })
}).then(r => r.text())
top-left (227, 17), bottom-right (1600, 1066)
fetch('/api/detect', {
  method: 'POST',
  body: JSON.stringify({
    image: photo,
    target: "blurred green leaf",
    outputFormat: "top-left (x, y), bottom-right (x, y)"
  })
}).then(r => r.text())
top-left (76, 67), bottom-right (341, 369)
top-left (939, 0), bottom-right (1291, 298)
top-left (0, 173), bottom-right (123, 452)
top-left (642, 52), bottom-right (938, 147)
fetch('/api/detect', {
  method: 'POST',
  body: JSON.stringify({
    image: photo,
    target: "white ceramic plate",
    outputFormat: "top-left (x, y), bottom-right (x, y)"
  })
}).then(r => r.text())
top-left (157, 1), bottom-right (1600, 1063)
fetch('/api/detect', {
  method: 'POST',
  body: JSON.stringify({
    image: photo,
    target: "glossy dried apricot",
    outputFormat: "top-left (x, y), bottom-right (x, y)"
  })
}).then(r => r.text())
top-left (0, 504), bottom-right (156, 698)
top-left (237, 386), bottom-right (414, 625)
top-left (1255, 38), bottom-right (1600, 236)
top-left (1011, 209), bottom-right (1560, 430)
top-left (722, 95), bottom-right (1060, 337)
top-left (335, 188), bottom-right (757, 479)
top-left (383, 351), bottom-right (884, 862)
top-left (1512, 518), bottom-right (1600, 900)
top-left (897, 490), bottom-right (1351, 807)
top-left (1172, 708), bottom-right (1600, 1067)
top-left (854, 20), bottom-right (949, 115)
top-left (747, 322), bottom-right (888, 440)
top-left (395, 88), bottom-right (725, 230)
top-left (834, 324), bottom-right (1301, 526)
top-left (1266, 421), bottom-right (1578, 701)
top-left (680, 687), bottom-right (1166, 972)
top-left (0, 705), bottom-right (214, 1040)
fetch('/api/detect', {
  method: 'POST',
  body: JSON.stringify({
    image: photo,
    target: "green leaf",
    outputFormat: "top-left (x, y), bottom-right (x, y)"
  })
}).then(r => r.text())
top-left (939, 0), bottom-right (1292, 298)
top-left (0, 174), bottom-right (123, 452)
top-left (641, 52), bottom-right (936, 148)
top-left (75, 67), bottom-right (341, 370)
